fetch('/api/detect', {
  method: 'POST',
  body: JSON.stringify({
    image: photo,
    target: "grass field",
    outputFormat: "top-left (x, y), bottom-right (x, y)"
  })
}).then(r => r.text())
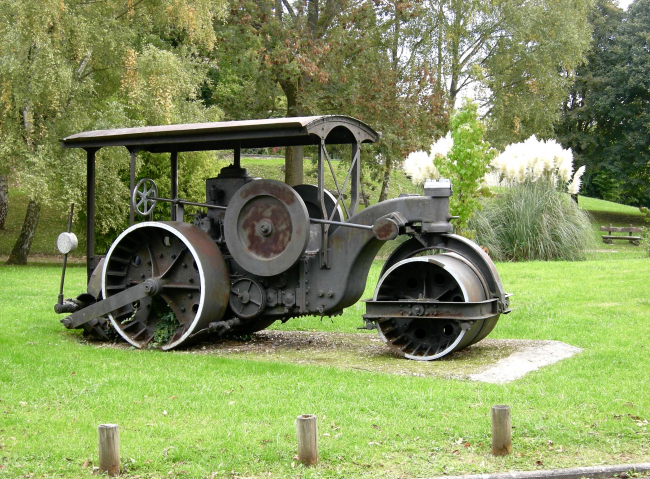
top-left (1, 165), bottom-right (649, 478)
top-left (1, 250), bottom-right (649, 479)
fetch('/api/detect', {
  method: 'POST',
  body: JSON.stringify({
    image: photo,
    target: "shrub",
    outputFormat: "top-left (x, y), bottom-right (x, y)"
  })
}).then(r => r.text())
top-left (403, 100), bottom-right (493, 230)
top-left (490, 136), bottom-right (587, 197)
top-left (470, 180), bottom-right (595, 261)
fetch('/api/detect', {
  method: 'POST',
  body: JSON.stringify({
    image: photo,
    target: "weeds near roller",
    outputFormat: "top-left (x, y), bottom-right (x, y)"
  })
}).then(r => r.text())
top-left (149, 296), bottom-right (180, 348)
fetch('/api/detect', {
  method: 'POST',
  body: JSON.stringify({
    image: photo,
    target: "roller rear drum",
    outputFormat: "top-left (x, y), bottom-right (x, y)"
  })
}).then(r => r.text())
top-left (102, 222), bottom-right (230, 350)
top-left (373, 253), bottom-right (500, 360)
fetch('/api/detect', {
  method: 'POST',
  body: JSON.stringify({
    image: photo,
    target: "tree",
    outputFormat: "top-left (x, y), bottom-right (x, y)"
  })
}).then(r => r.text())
top-left (481, 0), bottom-right (594, 147)
top-left (217, 0), bottom-right (348, 185)
top-left (409, 0), bottom-right (593, 146)
top-left (0, 0), bottom-right (226, 264)
top-left (306, 0), bottom-right (448, 202)
top-left (438, 100), bottom-right (493, 230)
top-left (556, 0), bottom-right (649, 205)
top-left (214, 0), bottom-right (447, 200)
top-left (0, 168), bottom-right (9, 230)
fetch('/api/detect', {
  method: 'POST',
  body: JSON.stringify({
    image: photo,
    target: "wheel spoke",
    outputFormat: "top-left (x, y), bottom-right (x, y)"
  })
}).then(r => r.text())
top-left (160, 248), bottom-right (188, 279)
top-left (163, 283), bottom-right (200, 290)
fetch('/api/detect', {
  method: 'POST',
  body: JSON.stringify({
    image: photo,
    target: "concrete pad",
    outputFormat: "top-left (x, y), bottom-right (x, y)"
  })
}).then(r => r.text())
top-left (469, 340), bottom-right (582, 384)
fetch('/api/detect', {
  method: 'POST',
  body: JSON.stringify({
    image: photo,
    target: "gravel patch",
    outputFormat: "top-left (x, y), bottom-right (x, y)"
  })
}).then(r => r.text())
top-left (89, 330), bottom-right (581, 382)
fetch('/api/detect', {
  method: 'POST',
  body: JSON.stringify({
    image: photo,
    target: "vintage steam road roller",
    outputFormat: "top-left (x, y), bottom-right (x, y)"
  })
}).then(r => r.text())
top-left (54, 115), bottom-right (510, 359)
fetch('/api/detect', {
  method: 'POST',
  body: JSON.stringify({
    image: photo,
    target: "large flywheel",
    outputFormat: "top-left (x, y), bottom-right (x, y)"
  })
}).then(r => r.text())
top-left (372, 253), bottom-right (498, 360)
top-left (102, 222), bottom-right (230, 350)
top-left (224, 180), bottom-right (310, 277)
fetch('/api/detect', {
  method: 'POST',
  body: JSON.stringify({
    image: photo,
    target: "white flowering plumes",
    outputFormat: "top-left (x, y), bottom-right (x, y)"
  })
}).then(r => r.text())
top-left (491, 136), bottom-right (578, 186)
top-left (567, 165), bottom-right (586, 195)
top-left (403, 132), bottom-right (453, 185)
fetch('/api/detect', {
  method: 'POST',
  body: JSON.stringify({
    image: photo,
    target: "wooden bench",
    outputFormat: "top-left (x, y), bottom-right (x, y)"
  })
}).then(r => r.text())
top-left (600, 224), bottom-right (642, 245)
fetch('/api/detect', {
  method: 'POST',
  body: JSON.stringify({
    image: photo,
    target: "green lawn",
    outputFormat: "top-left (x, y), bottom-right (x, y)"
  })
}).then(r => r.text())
top-left (1, 247), bottom-right (649, 478)
top-left (1, 167), bottom-right (649, 478)
top-left (579, 196), bottom-right (648, 239)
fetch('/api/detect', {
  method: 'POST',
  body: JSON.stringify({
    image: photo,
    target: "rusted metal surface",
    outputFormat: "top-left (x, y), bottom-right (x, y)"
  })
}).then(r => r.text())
top-left (102, 222), bottom-right (230, 350)
top-left (56, 115), bottom-right (511, 360)
top-left (372, 217), bottom-right (399, 241)
top-left (224, 180), bottom-right (309, 277)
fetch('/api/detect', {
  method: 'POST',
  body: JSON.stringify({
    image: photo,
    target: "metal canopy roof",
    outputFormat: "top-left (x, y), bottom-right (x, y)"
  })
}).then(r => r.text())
top-left (61, 115), bottom-right (379, 152)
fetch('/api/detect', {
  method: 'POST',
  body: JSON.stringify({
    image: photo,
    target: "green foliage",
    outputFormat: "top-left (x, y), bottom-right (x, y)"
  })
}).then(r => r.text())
top-left (150, 297), bottom-right (181, 349)
top-left (0, 0), bottom-right (228, 257)
top-left (556, 0), bottom-right (650, 206)
top-left (640, 207), bottom-right (650, 222)
top-left (470, 180), bottom-right (595, 261)
top-left (641, 227), bottom-right (650, 258)
top-left (403, 0), bottom-right (593, 146)
top-left (481, 0), bottom-right (594, 147)
top-left (213, 0), bottom-right (448, 201)
top-left (436, 101), bottom-right (494, 230)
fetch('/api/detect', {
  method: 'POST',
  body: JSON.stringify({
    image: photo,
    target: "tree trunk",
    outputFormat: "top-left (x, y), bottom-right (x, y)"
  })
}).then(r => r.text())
top-left (285, 146), bottom-right (304, 186)
top-left (280, 79), bottom-right (304, 185)
top-left (0, 174), bottom-right (8, 230)
top-left (448, 0), bottom-right (462, 109)
top-left (359, 168), bottom-right (370, 208)
top-left (6, 198), bottom-right (40, 265)
top-left (378, 156), bottom-right (392, 203)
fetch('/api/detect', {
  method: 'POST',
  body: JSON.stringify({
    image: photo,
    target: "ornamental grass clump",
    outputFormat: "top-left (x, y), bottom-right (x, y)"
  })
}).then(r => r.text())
top-left (470, 179), bottom-right (595, 261)
top-left (468, 135), bottom-right (593, 261)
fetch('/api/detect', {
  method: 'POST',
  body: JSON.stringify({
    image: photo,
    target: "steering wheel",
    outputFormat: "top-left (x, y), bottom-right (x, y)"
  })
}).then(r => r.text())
top-left (132, 178), bottom-right (158, 216)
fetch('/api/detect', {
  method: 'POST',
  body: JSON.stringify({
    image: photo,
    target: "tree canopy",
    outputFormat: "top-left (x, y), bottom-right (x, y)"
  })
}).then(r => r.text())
top-left (556, 0), bottom-right (650, 205)
top-left (0, 0), bottom-right (227, 262)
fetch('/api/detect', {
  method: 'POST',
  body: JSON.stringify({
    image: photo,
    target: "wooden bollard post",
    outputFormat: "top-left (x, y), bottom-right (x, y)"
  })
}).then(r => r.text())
top-left (296, 414), bottom-right (318, 466)
top-left (491, 405), bottom-right (511, 456)
top-left (98, 424), bottom-right (120, 476)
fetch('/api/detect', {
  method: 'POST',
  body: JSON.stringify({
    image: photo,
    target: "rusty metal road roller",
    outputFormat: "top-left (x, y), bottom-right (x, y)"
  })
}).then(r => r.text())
top-left (54, 115), bottom-right (510, 359)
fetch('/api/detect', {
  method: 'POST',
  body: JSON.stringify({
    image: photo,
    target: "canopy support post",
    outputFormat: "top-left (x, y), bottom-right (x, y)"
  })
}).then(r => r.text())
top-left (85, 148), bottom-right (98, 283)
top-left (170, 151), bottom-right (178, 221)
top-left (318, 140), bottom-right (329, 269)
top-left (129, 149), bottom-right (136, 226)
top-left (350, 142), bottom-right (360, 215)
top-left (234, 143), bottom-right (241, 169)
